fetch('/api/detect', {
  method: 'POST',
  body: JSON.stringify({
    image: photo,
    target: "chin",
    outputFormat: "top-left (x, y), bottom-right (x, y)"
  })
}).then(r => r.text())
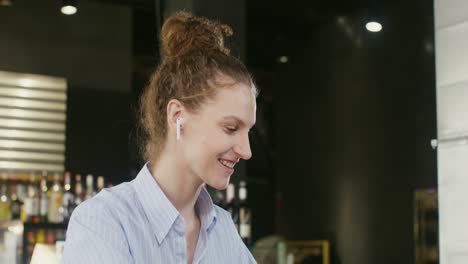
top-left (206, 177), bottom-right (230, 190)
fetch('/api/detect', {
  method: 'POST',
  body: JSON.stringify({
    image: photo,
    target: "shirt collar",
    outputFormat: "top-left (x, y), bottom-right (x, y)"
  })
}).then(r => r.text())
top-left (133, 163), bottom-right (217, 245)
top-left (196, 185), bottom-right (218, 234)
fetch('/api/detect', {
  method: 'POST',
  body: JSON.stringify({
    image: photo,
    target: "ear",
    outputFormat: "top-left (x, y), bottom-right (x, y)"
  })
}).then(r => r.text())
top-left (166, 99), bottom-right (184, 131)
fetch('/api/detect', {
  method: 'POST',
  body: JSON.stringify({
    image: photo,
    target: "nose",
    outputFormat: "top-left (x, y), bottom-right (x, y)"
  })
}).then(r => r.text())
top-left (233, 133), bottom-right (252, 160)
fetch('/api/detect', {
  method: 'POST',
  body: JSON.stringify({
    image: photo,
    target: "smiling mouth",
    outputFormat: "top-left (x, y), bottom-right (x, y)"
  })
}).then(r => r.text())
top-left (218, 159), bottom-right (235, 169)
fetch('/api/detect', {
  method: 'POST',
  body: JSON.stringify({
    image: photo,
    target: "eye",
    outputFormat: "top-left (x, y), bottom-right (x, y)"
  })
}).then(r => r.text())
top-left (225, 126), bottom-right (237, 134)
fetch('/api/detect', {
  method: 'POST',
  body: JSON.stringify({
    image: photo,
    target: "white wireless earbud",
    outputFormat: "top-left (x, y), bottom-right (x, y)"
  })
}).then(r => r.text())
top-left (176, 117), bottom-right (182, 141)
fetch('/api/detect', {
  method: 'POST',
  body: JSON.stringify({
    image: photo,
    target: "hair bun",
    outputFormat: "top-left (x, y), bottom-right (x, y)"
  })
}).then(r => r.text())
top-left (161, 11), bottom-right (233, 58)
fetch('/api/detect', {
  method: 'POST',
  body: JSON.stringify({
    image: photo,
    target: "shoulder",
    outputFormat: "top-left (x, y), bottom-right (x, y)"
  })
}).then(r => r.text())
top-left (213, 204), bottom-right (229, 218)
top-left (63, 183), bottom-right (135, 263)
top-left (213, 205), bottom-right (236, 230)
top-left (65, 182), bottom-right (137, 251)
top-left (69, 181), bottom-right (137, 226)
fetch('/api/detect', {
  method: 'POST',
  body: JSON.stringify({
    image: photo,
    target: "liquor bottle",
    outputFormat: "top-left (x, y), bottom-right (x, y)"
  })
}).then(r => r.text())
top-left (16, 183), bottom-right (26, 221)
top-left (74, 174), bottom-right (84, 206)
top-left (39, 171), bottom-right (49, 222)
top-left (45, 230), bottom-right (55, 244)
top-left (55, 229), bottom-right (66, 241)
top-left (36, 229), bottom-right (45, 243)
top-left (62, 172), bottom-right (75, 222)
top-left (26, 231), bottom-right (35, 257)
top-left (226, 183), bottom-right (239, 232)
top-left (85, 174), bottom-right (94, 200)
top-left (48, 173), bottom-right (63, 223)
top-left (238, 181), bottom-right (252, 246)
top-left (0, 174), bottom-right (12, 222)
top-left (24, 173), bottom-right (40, 223)
top-left (9, 184), bottom-right (22, 220)
top-left (96, 176), bottom-right (105, 194)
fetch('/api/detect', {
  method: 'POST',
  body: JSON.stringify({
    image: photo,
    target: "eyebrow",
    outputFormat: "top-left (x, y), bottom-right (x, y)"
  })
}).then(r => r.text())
top-left (221, 116), bottom-right (255, 129)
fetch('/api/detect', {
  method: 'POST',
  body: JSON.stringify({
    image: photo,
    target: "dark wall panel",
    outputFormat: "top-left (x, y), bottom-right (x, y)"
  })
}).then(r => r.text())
top-left (263, 5), bottom-right (437, 264)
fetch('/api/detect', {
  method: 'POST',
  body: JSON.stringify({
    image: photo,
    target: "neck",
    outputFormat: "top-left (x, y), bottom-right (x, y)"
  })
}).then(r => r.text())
top-left (149, 150), bottom-right (204, 221)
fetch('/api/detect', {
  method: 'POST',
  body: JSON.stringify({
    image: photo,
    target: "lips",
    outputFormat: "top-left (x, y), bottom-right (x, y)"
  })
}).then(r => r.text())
top-left (218, 158), bottom-right (236, 169)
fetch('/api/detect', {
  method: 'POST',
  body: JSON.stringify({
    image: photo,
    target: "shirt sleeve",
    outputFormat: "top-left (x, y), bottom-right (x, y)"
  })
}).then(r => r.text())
top-left (62, 198), bottom-right (133, 264)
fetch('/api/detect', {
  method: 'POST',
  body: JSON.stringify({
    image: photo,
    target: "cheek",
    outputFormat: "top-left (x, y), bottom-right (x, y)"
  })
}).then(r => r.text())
top-left (198, 128), bottom-right (230, 150)
top-left (185, 127), bottom-right (233, 163)
top-left (206, 134), bottom-right (233, 154)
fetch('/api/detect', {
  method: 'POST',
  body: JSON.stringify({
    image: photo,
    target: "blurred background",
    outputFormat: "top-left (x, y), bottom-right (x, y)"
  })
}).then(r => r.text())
top-left (0, 0), bottom-right (446, 263)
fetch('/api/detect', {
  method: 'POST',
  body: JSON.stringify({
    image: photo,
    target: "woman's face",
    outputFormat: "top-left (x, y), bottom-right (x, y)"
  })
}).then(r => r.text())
top-left (182, 81), bottom-right (256, 190)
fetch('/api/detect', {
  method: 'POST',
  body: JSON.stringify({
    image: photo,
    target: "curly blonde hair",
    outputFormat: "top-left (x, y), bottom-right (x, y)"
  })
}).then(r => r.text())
top-left (139, 11), bottom-right (257, 162)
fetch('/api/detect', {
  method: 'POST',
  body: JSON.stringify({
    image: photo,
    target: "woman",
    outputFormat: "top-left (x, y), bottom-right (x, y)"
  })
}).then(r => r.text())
top-left (63, 11), bottom-right (257, 264)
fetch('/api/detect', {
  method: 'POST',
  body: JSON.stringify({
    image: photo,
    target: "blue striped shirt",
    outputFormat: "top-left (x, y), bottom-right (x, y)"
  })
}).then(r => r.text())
top-left (63, 164), bottom-right (256, 263)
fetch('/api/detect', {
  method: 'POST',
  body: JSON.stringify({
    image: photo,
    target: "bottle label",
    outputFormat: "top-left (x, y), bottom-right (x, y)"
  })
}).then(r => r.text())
top-left (24, 198), bottom-right (32, 215)
top-left (31, 198), bottom-right (39, 215)
top-left (239, 208), bottom-right (251, 238)
top-left (240, 223), bottom-right (251, 238)
top-left (0, 202), bottom-right (11, 221)
top-left (11, 202), bottom-right (20, 215)
top-left (239, 189), bottom-right (247, 200)
top-left (49, 193), bottom-right (64, 223)
top-left (40, 197), bottom-right (49, 215)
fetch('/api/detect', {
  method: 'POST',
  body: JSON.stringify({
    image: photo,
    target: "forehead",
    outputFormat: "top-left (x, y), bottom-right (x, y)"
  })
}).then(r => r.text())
top-left (201, 82), bottom-right (256, 126)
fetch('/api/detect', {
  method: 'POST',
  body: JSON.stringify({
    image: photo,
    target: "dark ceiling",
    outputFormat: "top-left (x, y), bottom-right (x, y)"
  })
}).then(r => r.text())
top-left (87, 0), bottom-right (434, 57)
top-left (91, 0), bottom-right (154, 10)
top-left (85, 0), bottom-right (435, 91)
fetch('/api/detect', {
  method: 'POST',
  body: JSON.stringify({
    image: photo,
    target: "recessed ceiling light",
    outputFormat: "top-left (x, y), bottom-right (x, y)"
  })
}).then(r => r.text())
top-left (366, 21), bottom-right (382, 32)
top-left (278, 56), bottom-right (288, 64)
top-left (61, 0), bottom-right (77, 15)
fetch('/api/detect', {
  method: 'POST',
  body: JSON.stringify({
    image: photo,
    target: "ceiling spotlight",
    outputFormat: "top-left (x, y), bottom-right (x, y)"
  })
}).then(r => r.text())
top-left (366, 21), bottom-right (382, 32)
top-left (61, 0), bottom-right (77, 15)
top-left (278, 56), bottom-right (288, 64)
